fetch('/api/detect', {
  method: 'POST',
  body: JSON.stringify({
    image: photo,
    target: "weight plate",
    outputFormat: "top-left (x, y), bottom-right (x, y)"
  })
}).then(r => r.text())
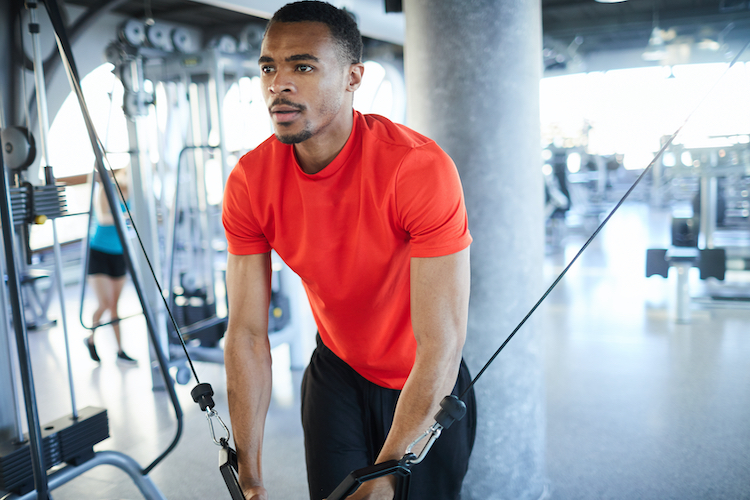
top-left (172, 28), bottom-right (195, 53)
top-left (120, 19), bottom-right (145, 47)
top-left (238, 24), bottom-right (264, 52)
top-left (147, 24), bottom-right (174, 52)
top-left (209, 35), bottom-right (238, 54)
top-left (1, 127), bottom-right (36, 171)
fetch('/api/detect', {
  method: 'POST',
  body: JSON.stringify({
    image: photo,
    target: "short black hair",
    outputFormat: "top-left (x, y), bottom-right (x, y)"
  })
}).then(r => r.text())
top-left (267, 1), bottom-right (363, 64)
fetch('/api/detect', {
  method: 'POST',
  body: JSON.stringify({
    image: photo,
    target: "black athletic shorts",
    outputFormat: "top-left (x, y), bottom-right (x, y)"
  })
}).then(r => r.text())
top-left (301, 335), bottom-right (477, 500)
top-left (87, 248), bottom-right (127, 278)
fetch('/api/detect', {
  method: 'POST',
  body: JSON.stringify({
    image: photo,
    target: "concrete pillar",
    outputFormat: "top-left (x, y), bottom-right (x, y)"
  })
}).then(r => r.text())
top-left (404, 1), bottom-right (546, 499)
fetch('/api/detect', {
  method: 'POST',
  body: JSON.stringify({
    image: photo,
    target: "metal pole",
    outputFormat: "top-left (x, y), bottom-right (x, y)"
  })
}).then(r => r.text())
top-left (0, 174), bottom-right (25, 447)
top-left (210, 51), bottom-right (230, 185)
top-left (0, 133), bottom-right (49, 498)
top-left (0, 89), bottom-right (5, 128)
top-left (186, 83), bottom-right (212, 300)
top-left (10, 451), bottom-right (167, 500)
top-left (699, 175), bottom-right (718, 250)
top-left (196, 82), bottom-right (215, 305)
top-left (675, 262), bottom-right (692, 324)
top-left (28, 0), bottom-right (78, 420)
top-left (0, 219), bottom-right (25, 444)
top-left (121, 54), bottom-right (169, 391)
top-left (0, 60), bottom-right (25, 446)
top-left (78, 176), bottom-right (97, 329)
top-left (651, 155), bottom-right (663, 207)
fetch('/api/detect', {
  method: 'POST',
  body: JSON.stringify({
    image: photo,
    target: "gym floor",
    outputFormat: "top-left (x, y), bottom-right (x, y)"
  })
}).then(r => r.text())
top-left (11, 201), bottom-right (750, 500)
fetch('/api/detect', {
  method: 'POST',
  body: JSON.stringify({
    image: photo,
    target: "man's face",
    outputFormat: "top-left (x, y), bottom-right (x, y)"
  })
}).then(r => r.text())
top-left (259, 21), bottom-right (354, 145)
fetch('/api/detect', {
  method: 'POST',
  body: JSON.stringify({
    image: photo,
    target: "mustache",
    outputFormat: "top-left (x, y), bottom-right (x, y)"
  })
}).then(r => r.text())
top-left (269, 98), bottom-right (305, 111)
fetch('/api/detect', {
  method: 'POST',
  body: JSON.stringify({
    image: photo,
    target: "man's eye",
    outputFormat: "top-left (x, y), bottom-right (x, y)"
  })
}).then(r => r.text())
top-left (297, 65), bottom-right (313, 72)
top-left (261, 66), bottom-right (275, 74)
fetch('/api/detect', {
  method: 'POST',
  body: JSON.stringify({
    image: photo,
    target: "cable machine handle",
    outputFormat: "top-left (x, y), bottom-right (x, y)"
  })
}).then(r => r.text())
top-left (219, 442), bottom-right (246, 500)
top-left (327, 459), bottom-right (414, 500)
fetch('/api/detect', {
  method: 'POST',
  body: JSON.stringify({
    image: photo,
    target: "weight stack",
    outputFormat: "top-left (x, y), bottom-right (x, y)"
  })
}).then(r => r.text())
top-left (0, 407), bottom-right (108, 495)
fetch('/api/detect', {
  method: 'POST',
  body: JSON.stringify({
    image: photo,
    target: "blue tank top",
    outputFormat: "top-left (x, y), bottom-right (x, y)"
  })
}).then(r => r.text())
top-left (90, 202), bottom-right (128, 255)
top-left (90, 224), bottom-right (123, 254)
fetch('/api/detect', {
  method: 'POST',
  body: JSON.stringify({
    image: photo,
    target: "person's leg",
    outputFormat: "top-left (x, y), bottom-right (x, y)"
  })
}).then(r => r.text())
top-left (110, 275), bottom-right (136, 363)
top-left (89, 274), bottom-right (111, 332)
top-left (88, 250), bottom-right (111, 336)
top-left (110, 276), bottom-right (126, 348)
top-left (301, 337), bottom-right (374, 500)
top-left (86, 274), bottom-right (112, 362)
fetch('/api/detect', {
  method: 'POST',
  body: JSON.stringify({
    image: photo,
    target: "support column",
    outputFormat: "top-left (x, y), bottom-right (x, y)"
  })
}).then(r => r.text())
top-left (0, 0), bottom-right (24, 450)
top-left (404, 1), bottom-right (546, 498)
top-left (122, 56), bottom-right (168, 389)
top-left (0, 198), bottom-right (24, 446)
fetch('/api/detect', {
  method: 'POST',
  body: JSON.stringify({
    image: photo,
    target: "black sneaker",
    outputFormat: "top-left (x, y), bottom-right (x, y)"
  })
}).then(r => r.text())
top-left (117, 350), bottom-right (137, 365)
top-left (85, 336), bottom-right (100, 362)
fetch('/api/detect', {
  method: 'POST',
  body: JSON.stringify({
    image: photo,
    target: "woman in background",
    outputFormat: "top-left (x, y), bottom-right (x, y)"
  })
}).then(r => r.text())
top-left (84, 168), bottom-right (136, 364)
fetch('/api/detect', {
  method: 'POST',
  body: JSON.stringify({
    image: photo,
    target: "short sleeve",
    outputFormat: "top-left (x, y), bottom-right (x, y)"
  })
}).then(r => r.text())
top-left (222, 164), bottom-right (272, 255)
top-left (395, 144), bottom-right (472, 258)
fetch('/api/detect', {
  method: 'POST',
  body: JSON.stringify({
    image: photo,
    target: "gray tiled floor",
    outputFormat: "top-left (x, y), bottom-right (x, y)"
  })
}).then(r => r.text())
top-left (4, 201), bottom-right (750, 499)
top-left (542, 205), bottom-right (750, 499)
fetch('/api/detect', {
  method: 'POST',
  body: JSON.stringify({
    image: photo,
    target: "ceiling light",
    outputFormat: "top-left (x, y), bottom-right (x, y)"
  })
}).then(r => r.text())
top-left (595, 0), bottom-right (628, 3)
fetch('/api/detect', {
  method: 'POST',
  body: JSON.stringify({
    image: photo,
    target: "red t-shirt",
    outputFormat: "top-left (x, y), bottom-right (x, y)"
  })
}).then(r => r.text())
top-left (222, 111), bottom-right (471, 389)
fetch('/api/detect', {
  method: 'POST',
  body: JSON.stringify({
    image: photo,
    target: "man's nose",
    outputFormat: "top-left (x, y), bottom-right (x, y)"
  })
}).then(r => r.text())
top-left (268, 72), bottom-right (294, 94)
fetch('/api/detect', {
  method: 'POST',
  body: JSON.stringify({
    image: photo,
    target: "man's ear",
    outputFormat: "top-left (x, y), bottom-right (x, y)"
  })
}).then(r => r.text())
top-left (346, 62), bottom-right (365, 92)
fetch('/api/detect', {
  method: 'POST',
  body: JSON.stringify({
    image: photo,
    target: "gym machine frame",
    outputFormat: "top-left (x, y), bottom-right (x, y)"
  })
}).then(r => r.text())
top-left (0, 1), bottom-right (192, 497)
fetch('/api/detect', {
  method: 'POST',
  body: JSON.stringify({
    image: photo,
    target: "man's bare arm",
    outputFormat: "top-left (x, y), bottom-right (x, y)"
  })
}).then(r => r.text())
top-left (224, 252), bottom-right (273, 500)
top-left (347, 246), bottom-right (471, 499)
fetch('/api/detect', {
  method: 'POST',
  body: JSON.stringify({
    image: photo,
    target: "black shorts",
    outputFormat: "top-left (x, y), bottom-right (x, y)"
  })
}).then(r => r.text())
top-left (301, 336), bottom-right (477, 500)
top-left (87, 248), bottom-right (127, 278)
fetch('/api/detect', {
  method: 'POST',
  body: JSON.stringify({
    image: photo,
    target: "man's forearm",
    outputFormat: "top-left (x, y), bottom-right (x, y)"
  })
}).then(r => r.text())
top-left (375, 342), bottom-right (463, 464)
top-left (377, 248), bottom-right (471, 464)
top-left (225, 330), bottom-right (273, 489)
top-left (344, 344), bottom-right (463, 500)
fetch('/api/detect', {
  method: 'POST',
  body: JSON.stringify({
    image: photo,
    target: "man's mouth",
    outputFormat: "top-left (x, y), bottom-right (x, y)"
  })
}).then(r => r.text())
top-left (270, 102), bottom-right (304, 123)
top-left (273, 110), bottom-right (300, 122)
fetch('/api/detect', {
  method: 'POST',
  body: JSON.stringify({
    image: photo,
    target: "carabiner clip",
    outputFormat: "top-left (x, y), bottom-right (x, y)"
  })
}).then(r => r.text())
top-left (206, 407), bottom-right (231, 446)
top-left (404, 422), bottom-right (443, 465)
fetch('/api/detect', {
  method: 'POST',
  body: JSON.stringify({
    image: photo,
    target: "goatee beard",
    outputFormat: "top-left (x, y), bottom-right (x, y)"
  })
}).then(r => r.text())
top-left (276, 129), bottom-right (313, 144)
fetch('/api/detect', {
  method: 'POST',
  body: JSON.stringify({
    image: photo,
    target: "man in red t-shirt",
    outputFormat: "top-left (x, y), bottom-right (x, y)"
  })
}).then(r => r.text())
top-left (222, 2), bottom-right (475, 499)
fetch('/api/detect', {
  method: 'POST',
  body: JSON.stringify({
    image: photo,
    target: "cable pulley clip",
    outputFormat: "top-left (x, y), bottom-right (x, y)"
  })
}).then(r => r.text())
top-left (404, 395), bottom-right (466, 465)
top-left (205, 407), bottom-right (231, 447)
top-left (404, 422), bottom-right (442, 465)
top-left (191, 382), bottom-right (230, 446)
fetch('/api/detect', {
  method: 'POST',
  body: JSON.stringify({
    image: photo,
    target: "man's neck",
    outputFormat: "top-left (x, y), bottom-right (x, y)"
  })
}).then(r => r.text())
top-left (294, 111), bottom-right (354, 175)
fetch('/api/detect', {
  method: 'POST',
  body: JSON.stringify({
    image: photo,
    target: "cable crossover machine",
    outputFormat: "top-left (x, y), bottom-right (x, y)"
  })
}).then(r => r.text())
top-left (2, 0), bottom-right (748, 499)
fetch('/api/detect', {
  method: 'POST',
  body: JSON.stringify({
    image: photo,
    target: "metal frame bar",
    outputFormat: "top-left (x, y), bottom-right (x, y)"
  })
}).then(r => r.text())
top-left (0, 124), bottom-right (48, 500)
top-left (7, 451), bottom-right (167, 500)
